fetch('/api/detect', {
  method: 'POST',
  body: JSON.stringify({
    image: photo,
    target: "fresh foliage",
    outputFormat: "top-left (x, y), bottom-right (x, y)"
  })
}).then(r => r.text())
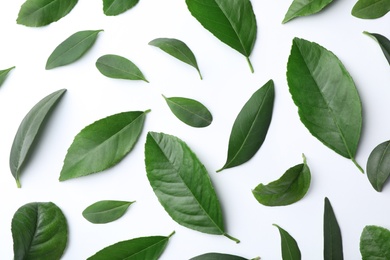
top-left (324, 198), bottom-right (343, 260)
top-left (274, 224), bottom-right (301, 260)
top-left (360, 225), bottom-right (390, 259)
top-left (364, 31), bottom-right (390, 66)
top-left (282, 0), bottom-right (334, 23)
top-left (352, 0), bottom-right (390, 19)
top-left (0, 66), bottom-right (15, 87)
top-left (103, 0), bottom-right (139, 16)
top-left (366, 140), bottom-right (390, 191)
top-left (190, 253), bottom-right (254, 260)
top-left (82, 200), bottom-right (135, 224)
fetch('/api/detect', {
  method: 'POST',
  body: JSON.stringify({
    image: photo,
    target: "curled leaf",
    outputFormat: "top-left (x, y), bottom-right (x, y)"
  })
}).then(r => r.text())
top-left (273, 224), bottom-right (301, 260)
top-left (366, 140), bottom-right (390, 192)
top-left (82, 200), bottom-right (135, 224)
top-left (190, 252), bottom-right (253, 260)
top-left (364, 31), bottom-right (390, 66)
top-left (0, 66), bottom-right (15, 87)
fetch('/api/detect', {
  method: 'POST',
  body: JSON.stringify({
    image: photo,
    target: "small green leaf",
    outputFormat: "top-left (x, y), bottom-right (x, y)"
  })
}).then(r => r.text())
top-left (324, 197), bottom-right (343, 260)
top-left (17, 0), bottom-right (78, 27)
top-left (10, 89), bottom-right (66, 188)
top-left (360, 225), bottom-right (390, 259)
top-left (46, 30), bottom-right (103, 70)
top-left (252, 154), bottom-right (311, 206)
top-left (282, 0), bottom-right (333, 23)
top-left (217, 80), bottom-right (274, 172)
top-left (364, 31), bottom-right (390, 66)
top-left (12, 202), bottom-right (68, 260)
top-left (82, 200), bottom-right (135, 224)
top-left (190, 252), bottom-right (254, 260)
top-left (366, 140), bottom-right (390, 192)
top-left (96, 54), bottom-right (149, 82)
top-left (103, 0), bottom-right (139, 16)
top-left (0, 66), bottom-right (15, 87)
top-left (352, 0), bottom-right (390, 19)
top-left (273, 224), bottom-right (301, 260)
top-left (163, 95), bottom-right (212, 127)
top-left (149, 38), bottom-right (202, 79)
top-left (59, 110), bottom-right (150, 181)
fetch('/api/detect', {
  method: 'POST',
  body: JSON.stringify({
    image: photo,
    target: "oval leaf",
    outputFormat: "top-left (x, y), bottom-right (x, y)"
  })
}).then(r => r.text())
top-left (12, 202), bottom-right (68, 260)
top-left (217, 80), bottom-right (274, 172)
top-left (185, 0), bottom-right (257, 72)
top-left (87, 231), bottom-right (175, 260)
top-left (252, 154), bottom-right (311, 206)
top-left (9, 89), bottom-right (66, 188)
top-left (96, 54), bottom-right (149, 82)
top-left (360, 225), bottom-right (390, 259)
top-left (59, 110), bottom-right (150, 181)
top-left (0, 66), bottom-right (15, 87)
top-left (190, 253), bottom-right (251, 260)
top-left (145, 132), bottom-right (239, 243)
top-left (352, 0), bottom-right (390, 19)
top-left (17, 0), bottom-right (78, 27)
top-left (163, 95), bottom-right (212, 127)
top-left (273, 224), bottom-right (301, 260)
top-left (366, 140), bottom-right (390, 192)
top-left (287, 37), bottom-right (363, 172)
top-left (82, 200), bottom-right (135, 224)
top-left (149, 38), bottom-right (202, 79)
top-left (103, 0), bottom-right (139, 16)
top-left (46, 30), bottom-right (103, 70)
top-left (282, 0), bottom-right (334, 24)
top-left (364, 31), bottom-right (390, 66)
top-left (324, 197), bottom-right (343, 260)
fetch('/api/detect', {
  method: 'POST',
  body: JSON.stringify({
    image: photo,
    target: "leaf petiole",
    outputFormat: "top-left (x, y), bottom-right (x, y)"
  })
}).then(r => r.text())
top-left (223, 233), bottom-right (240, 243)
top-left (246, 57), bottom-right (254, 73)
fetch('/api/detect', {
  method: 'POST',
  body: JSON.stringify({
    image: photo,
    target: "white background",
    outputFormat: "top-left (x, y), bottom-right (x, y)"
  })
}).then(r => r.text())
top-left (1, 0), bottom-right (390, 259)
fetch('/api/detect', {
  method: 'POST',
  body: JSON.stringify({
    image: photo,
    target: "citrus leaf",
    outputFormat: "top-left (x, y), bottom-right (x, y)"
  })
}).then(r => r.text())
top-left (282, 0), bottom-right (333, 24)
top-left (366, 140), bottom-right (390, 192)
top-left (0, 66), bottom-right (15, 87)
top-left (352, 0), bottom-right (390, 19)
top-left (59, 110), bottom-right (150, 181)
top-left (103, 0), bottom-right (139, 16)
top-left (190, 252), bottom-right (254, 260)
top-left (360, 225), bottom-right (390, 259)
top-left (82, 200), bottom-right (135, 224)
top-left (364, 31), bottom-right (390, 66)
top-left (324, 197), bottom-right (343, 260)
top-left (273, 224), bottom-right (301, 260)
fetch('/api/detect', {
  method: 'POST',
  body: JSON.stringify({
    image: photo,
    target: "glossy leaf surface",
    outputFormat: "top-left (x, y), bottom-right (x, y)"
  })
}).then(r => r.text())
top-left (364, 31), bottom-right (390, 66)
top-left (324, 197), bottom-right (343, 260)
top-left (103, 0), bottom-right (139, 16)
top-left (185, 0), bottom-right (257, 72)
top-left (10, 89), bottom-right (66, 188)
top-left (274, 224), bottom-right (301, 260)
top-left (82, 200), bottom-right (135, 224)
top-left (287, 37), bottom-right (363, 172)
top-left (252, 154), bottom-right (311, 206)
top-left (96, 54), bottom-right (148, 82)
top-left (217, 80), bottom-right (274, 172)
top-left (283, 0), bottom-right (333, 23)
top-left (352, 0), bottom-right (390, 19)
top-left (46, 30), bottom-right (103, 70)
top-left (59, 110), bottom-right (149, 181)
top-left (190, 253), bottom-right (250, 260)
top-left (12, 202), bottom-right (67, 260)
top-left (366, 140), bottom-right (390, 192)
top-left (149, 38), bottom-right (202, 79)
top-left (0, 66), bottom-right (15, 87)
top-left (17, 0), bottom-right (78, 27)
top-left (360, 225), bottom-right (390, 259)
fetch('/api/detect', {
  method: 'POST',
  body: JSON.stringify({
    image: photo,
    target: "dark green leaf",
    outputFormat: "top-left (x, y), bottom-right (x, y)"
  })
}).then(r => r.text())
top-left (190, 252), bottom-right (252, 260)
top-left (185, 0), bottom-right (257, 72)
top-left (352, 0), bottom-right (390, 19)
top-left (17, 0), bottom-right (78, 27)
top-left (282, 0), bottom-right (334, 23)
top-left (82, 200), bottom-right (135, 224)
top-left (10, 89), bottom-right (66, 188)
top-left (217, 80), bottom-right (274, 172)
top-left (46, 30), bottom-right (103, 70)
top-left (103, 0), bottom-right (139, 16)
top-left (87, 231), bottom-right (175, 260)
top-left (273, 224), bottom-right (301, 260)
top-left (287, 37), bottom-right (363, 172)
top-left (59, 110), bottom-right (150, 181)
top-left (149, 38), bottom-right (202, 79)
top-left (12, 202), bottom-right (68, 260)
top-left (360, 225), bottom-right (390, 259)
top-left (364, 31), bottom-right (390, 66)
top-left (163, 95), bottom-right (212, 127)
top-left (0, 66), bottom-right (15, 87)
top-left (366, 140), bottom-right (390, 192)
top-left (96, 54), bottom-right (149, 82)
top-left (145, 132), bottom-right (239, 243)
top-left (324, 197), bottom-right (343, 260)
top-left (252, 154), bottom-right (311, 206)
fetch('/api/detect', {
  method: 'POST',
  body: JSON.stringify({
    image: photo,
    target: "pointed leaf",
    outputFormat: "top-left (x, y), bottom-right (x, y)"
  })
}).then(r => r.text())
top-left (17, 0), bottom-right (78, 27)
top-left (273, 224), bottom-right (301, 260)
top-left (282, 0), bottom-right (334, 23)
top-left (10, 89), bottom-right (66, 188)
top-left (163, 95), bottom-right (212, 127)
top-left (0, 66), bottom-right (15, 87)
top-left (103, 0), bottom-right (139, 16)
top-left (364, 31), bottom-right (390, 66)
top-left (252, 154), bottom-right (311, 206)
top-left (46, 30), bottom-right (103, 70)
top-left (324, 197), bottom-right (343, 260)
top-left (287, 37), bottom-right (363, 172)
top-left (185, 0), bottom-right (257, 72)
top-left (217, 80), bottom-right (274, 172)
top-left (145, 132), bottom-right (239, 243)
top-left (82, 200), bottom-right (135, 224)
top-left (190, 252), bottom-right (251, 260)
top-left (149, 38), bottom-right (202, 79)
top-left (59, 110), bottom-right (150, 181)
top-left (12, 202), bottom-right (68, 260)
top-left (366, 140), bottom-right (390, 192)
top-left (360, 225), bottom-right (390, 259)
top-left (352, 0), bottom-right (390, 19)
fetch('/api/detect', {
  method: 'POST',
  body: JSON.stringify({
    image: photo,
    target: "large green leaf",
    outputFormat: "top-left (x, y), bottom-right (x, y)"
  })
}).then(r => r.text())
top-left (0, 66), bottom-right (15, 88)
top-left (282, 0), bottom-right (333, 23)
top-left (103, 0), bottom-right (139, 16)
top-left (217, 80), bottom-right (274, 172)
top-left (59, 110), bottom-right (149, 181)
top-left (273, 224), bottom-right (301, 260)
top-left (287, 37), bottom-right (363, 172)
top-left (10, 89), bottom-right (66, 188)
top-left (12, 202), bottom-right (68, 260)
top-left (17, 0), bottom-right (78, 27)
top-left (82, 200), bottom-right (135, 224)
top-left (190, 253), bottom-right (253, 260)
top-left (185, 0), bottom-right (257, 72)
top-left (366, 140), bottom-right (390, 192)
top-left (364, 31), bottom-right (390, 66)
top-left (352, 0), bottom-right (390, 19)
top-left (324, 197), bottom-right (343, 260)
top-left (145, 132), bottom-right (239, 243)
top-left (360, 225), bottom-right (390, 259)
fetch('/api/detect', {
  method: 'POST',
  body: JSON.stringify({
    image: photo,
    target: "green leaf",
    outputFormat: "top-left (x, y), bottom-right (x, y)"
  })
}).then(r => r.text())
top-left (282, 0), bottom-right (334, 23)
top-left (149, 38), bottom-right (202, 79)
top-left (103, 0), bottom-right (139, 16)
top-left (82, 200), bottom-right (135, 224)
top-left (324, 197), bottom-right (343, 260)
top-left (96, 54), bottom-right (149, 82)
top-left (352, 0), bottom-right (390, 19)
top-left (252, 154), bottom-right (311, 206)
top-left (364, 31), bottom-right (390, 66)
top-left (287, 37), bottom-right (363, 172)
top-left (273, 224), bottom-right (301, 260)
top-left (366, 140), bottom-right (390, 192)
top-left (9, 89), bottom-right (66, 188)
top-left (360, 225), bottom-right (390, 259)
top-left (217, 80), bottom-right (274, 172)
top-left (0, 66), bottom-right (15, 87)
top-left (59, 110), bottom-right (150, 181)
top-left (87, 231), bottom-right (175, 260)
top-left (190, 252), bottom-right (253, 260)
top-left (185, 0), bottom-right (257, 72)
top-left (12, 202), bottom-right (68, 260)
top-left (145, 132), bottom-right (239, 243)
top-left (46, 30), bottom-right (103, 70)
top-left (17, 0), bottom-right (78, 27)
top-left (163, 95), bottom-right (212, 127)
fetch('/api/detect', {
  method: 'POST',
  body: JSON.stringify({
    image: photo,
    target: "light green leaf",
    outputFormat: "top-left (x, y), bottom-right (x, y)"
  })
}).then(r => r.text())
top-left (0, 66), bottom-right (15, 87)
top-left (274, 224), bottom-right (301, 260)
top-left (82, 200), bottom-right (135, 224)
top-left (352, 0), bottom-right (390, 19)
top-left (282, 0), bottom-right (333, 23)
top-left (360, 225), bottom-right (390, 259)
top-left (364, 31), bottom-right (390, 66)
top-left (324, 197), bottom-right (343, 260)
top-left (103, 0), bottom-right (139, 16)
top-left (366, 140), bottom-right (390, 192)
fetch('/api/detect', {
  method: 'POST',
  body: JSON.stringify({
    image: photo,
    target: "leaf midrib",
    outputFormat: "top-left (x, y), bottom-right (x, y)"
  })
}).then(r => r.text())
top-left (167, 99), bottom-right (210, 124)
top-left (21, 0), bottom-right (68, 20)
top-left (97, 59), bottom-right (144, 81)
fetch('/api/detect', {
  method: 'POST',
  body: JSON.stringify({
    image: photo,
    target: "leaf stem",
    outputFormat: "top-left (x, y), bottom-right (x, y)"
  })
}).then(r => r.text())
top-left (168, 231), bottom-right (175, 238)
top-left (224, 233), bottom-right (240, 243)
top-left (352, 158), bottom-right (364, 173)
top-left (246, 57), bottom-right (254, 73)
top-left (16, 178), bottom-right (21, 188)
top-left (197, 70), bottom-right (203, 80)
